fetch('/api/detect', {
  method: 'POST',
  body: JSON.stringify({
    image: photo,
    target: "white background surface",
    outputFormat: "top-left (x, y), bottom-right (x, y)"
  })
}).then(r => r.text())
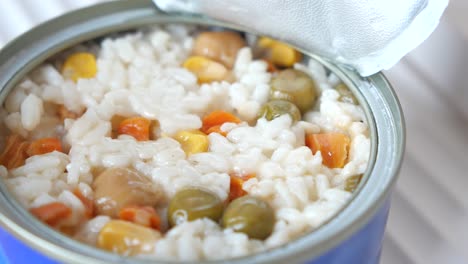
top-left (0, 1), bottom-right (467, 264)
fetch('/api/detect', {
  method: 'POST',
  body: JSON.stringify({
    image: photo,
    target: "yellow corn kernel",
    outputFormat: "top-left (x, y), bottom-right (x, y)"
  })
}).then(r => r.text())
top-left (257, 37), bottom-right (275, 48)
top-left (62, 52), bottom-right (97, 82)
top-left (173, 130), bottom-right (209, 156)
top-left (97, 220), bottom-right (161, 256)
top-left (183, 56), bottom-right (228, 84)
top-left (271, 43), bottom-right (302, 67)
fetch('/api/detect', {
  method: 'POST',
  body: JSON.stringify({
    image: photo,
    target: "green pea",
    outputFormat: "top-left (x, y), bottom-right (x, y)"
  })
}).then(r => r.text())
top-left (258, 100), bottom-right (301, 122)
top-left (270, 69), bottom-right (317, 113)
top-left (168, 188), bottom-right (223, 227)
top-left (222, 196), bottom-right (275, 240)
top-left (344, 174), bottom-right (363, 193)
top-left (335, 83), bottom-right (358, 105)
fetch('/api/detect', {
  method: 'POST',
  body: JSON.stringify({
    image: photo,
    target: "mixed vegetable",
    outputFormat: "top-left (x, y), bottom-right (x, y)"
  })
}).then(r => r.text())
top-left (61, 52), bottom-right (97, 82)
top-left (305, 133), bottom-right (351, 169)
top-left (0, 135), bottom-right (62, 170)
top-left (0, 29), bottom-right (366, 256)
top-left (168, 188), bottom-right (224, 227)
top-left (116, 117), bottom-right (152, 141)
top-left (258, 99), bottom-right (302, 122)
top-left (270, 69), bottom-right (317, 112)
top-left (222, 196), bottom-right (275, 240)
top-left (92, 167), bottom-right (160, 218)
top-left (257, 37), bottom-right (302, 67)
top-left (97, 220), bottom-right (161, 255)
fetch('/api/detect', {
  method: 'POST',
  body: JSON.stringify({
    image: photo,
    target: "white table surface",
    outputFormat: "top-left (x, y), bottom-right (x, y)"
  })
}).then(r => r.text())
top-left (1, 1), bottom-right (467, 264)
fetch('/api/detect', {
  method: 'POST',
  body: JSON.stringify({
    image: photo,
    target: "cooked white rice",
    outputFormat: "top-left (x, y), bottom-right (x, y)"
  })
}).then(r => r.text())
top-left (1, 24), bottom-right (370, 260)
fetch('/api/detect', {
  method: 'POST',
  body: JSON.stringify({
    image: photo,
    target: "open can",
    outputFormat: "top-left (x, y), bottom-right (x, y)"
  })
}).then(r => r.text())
top-left (0, 0), bottom-right (404, 263)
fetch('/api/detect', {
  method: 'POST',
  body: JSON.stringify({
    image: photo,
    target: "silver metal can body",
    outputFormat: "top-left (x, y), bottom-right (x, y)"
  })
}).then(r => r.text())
top-left (0, 1), bottom-right (405, 263)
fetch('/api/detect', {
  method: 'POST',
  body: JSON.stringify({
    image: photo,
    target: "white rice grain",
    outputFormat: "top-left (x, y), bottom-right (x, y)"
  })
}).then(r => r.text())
top-left (74, 216), bottom-right (111, 245)
top-left (20, 93), bottom-right (43, 131)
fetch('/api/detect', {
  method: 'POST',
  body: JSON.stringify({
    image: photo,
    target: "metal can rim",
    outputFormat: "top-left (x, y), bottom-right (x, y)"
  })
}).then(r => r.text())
top-left (0, 0), bottom-right (405, 263)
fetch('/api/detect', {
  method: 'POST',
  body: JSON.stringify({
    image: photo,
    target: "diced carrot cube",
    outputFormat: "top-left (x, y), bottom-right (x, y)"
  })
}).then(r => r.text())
top-left (117, 117), bottom-right (151, 141)
top-left (228, 173), bottom-right (255, 202)
top-left (201, 111), bottom-right (240, 134)
top-left (118, 205), bottom-right (161, 231)
top-left (0, 135), bottom-right (30, 169)
top-left (27, 138), bottom-right (62, 156)
top-left (73, 188), bottom-right (94, 219)
top-left (205, 125), bottom-right (227, 136)
top-left (305, 133), bottom-right (351, 168)
top-left (30, 202), bottom-right (72, 226)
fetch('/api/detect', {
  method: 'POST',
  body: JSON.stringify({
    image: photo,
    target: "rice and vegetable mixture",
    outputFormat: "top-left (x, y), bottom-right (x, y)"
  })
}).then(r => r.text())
top-left (0, 25), bottom-right (369, 260)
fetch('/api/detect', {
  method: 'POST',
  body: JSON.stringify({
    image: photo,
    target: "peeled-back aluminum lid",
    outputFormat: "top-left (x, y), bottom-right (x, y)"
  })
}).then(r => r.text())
top-left (153, 0), bottom-right (449, 76)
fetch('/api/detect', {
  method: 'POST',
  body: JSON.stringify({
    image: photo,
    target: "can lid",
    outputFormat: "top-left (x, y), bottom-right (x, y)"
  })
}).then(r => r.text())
top-left (153, 0), bottom-right (448, 76)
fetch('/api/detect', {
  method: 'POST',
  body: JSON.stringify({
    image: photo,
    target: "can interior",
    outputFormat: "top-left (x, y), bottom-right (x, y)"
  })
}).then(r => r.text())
top-left (0, 0), bottom-right (404, 263)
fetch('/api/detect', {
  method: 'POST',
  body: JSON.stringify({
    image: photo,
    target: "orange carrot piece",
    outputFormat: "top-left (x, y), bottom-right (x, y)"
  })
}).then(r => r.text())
top-left (305, 133), bottom-right (351, 168)
top-left (110, 115), bottom-right (127, 138)
top-left (0, 135), bottom-right (30, 170)
top-left (262, 59), bottom-right (278, 73)
top-left (118, 206), bottom-right (161, 231)
top-left (205, 125), bottom-right (227, 136)
top-left (73, 188), bottom-right (94, 219)
top-left (201, 111), bottom-right (240, 134)
top-left (59, 225), bottom-right (77, 236)
top-left (27, 138), bottom-right (62, 156)
top-left (30, 202), bottom-right (72, 226)
top-left (228, 173), bottom-right (255, 202)
top-left (117, 117), bottom-right (151, 141)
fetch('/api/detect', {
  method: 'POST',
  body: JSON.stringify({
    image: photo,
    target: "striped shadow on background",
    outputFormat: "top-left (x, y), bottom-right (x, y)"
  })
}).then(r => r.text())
top-left (1, 1), bottom-right (467, 264)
